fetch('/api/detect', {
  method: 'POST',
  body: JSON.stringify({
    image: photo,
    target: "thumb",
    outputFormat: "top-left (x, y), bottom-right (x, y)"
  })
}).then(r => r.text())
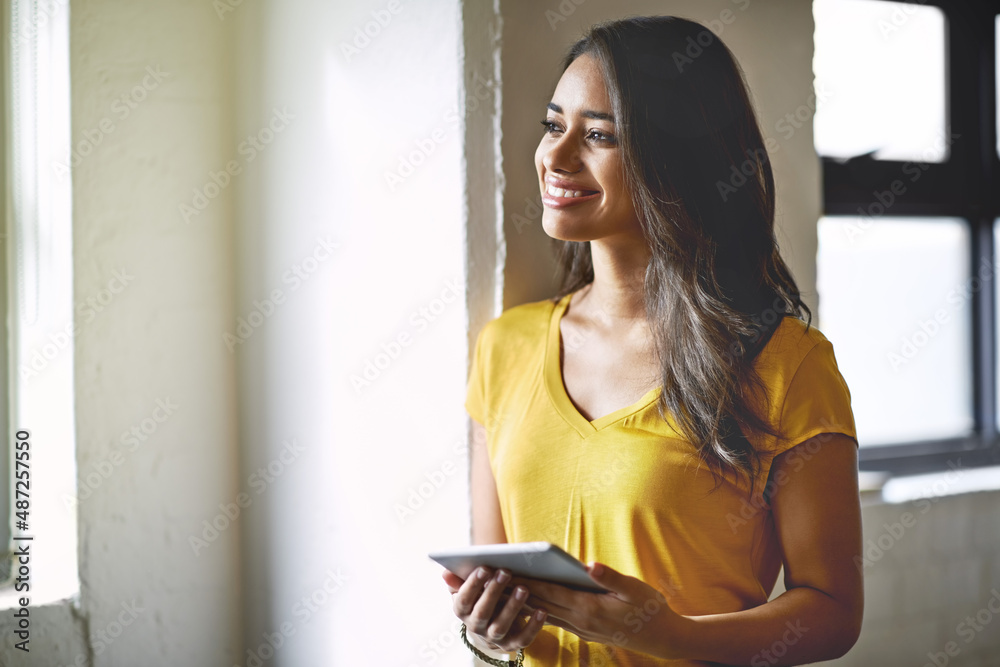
top-left (441, 569), bottom-right (465, 593)
top-left (587, 561), bottom-right (645, 599)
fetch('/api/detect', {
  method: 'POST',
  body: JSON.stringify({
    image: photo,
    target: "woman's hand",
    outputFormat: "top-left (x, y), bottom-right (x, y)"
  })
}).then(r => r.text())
top-left (506, 561), bottom-right (692, 660)
top-left (442, 566), bottom-right (549, 654)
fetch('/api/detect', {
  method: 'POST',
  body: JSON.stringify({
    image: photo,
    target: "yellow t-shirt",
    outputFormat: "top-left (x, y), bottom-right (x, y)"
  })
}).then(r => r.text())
top-left (464, 290), bottom-right (859, 667)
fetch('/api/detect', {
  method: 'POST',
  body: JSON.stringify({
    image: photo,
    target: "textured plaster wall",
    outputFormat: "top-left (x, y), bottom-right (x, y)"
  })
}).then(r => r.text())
top-left (0, 1), bottom-right (243, 665)
top-left (69, 0), bottom-right (243, 664)
top-left (232, 0), bottom-right (471, 664)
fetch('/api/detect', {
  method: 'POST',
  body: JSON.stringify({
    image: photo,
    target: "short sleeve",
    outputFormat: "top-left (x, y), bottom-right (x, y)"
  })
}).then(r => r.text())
top-left (775, 339), bottom-right (859, 454)
top-left (464, 324), bottom-right (489, 425)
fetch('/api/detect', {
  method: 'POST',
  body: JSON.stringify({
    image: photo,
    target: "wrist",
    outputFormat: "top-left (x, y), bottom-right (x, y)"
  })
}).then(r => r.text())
top-left (467, 628), bottom-right (503, 654)
top-left (634, 610), bottom-right (699, 661)
top-left (663, 613), bottom-right (700, 661)
top-left (460, 623), bottom-right (523, 665)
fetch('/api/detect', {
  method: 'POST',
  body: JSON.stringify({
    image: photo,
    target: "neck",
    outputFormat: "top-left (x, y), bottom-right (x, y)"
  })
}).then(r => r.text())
top-left (577, 237), bottom-right (651, 323)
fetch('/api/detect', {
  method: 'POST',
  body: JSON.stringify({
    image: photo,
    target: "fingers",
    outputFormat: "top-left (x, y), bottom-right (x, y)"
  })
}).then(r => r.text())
top-left (506, 576), bottom-right (579, 617)
top-left (483, 585), bottom-right (530, 643)
top-left (449, 567), bottom-right (549, 653)
top-left (467, 568), bottom-right (511, 636)
top-left (501, 607), bottom-right (548, 649)
top-left (452, 566), bottom-right (494, 621)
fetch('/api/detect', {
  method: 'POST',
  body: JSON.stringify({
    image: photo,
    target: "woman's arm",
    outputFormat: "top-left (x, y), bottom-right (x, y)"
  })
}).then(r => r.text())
top-left (470, 418), bottom-right (507, 545)
top-left (677, 431), bottom-right (864, 664)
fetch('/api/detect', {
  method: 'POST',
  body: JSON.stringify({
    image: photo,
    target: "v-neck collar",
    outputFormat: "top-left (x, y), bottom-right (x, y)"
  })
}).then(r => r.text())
top-left (544, 291), bottom-right (662, 438)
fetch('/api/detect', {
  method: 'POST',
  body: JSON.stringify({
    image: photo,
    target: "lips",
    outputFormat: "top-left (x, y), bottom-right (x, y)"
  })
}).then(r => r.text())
top-left (542, 178), bottom-right (600, 208)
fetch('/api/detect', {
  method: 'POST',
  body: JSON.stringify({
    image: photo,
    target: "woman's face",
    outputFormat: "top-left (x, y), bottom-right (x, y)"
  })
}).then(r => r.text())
top-left (534, 52), bottom-right (643, 245)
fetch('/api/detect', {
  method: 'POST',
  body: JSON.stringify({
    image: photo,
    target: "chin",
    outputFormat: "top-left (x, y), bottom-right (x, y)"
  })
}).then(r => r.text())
top-left (541, 223), bottom-right (593, 243)
top-left (541, 214), bottom-right (599, 243)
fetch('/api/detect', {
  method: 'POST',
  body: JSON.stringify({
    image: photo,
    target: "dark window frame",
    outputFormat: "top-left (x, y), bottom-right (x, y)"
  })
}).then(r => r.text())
top-left (819, 0), bottom-right (1000, 475)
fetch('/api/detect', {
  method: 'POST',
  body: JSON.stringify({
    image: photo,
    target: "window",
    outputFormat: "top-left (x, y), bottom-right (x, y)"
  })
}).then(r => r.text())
top-left (814, 0), bottom-right (948, 162)
top-left (0, 0), bottom-right (79, 604)
top-left (814, 0), bottom-right (999, 474)
top-left (817, 217), bottom-right (974, 446)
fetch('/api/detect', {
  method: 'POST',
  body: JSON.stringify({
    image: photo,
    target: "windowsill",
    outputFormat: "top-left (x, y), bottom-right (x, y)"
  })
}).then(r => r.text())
top-left (879, 464), bottom-right (1000, 502)
top-left (0, 584), bottom-right (77, 611)
top-left (858, 464), bottom-right (1000, 507)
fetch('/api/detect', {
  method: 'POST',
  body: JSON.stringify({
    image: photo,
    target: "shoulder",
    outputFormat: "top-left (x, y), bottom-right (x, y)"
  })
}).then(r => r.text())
top-left (754, 316), bottom-right (845, 395)
top-left (758, 315), bottom-right (832, 365)
top-left (476, 296), bottom-right (559, 350)
top-left (467, 296), bottom-right (558, 423)
top-left (754, 316), bottom-right (856, 443)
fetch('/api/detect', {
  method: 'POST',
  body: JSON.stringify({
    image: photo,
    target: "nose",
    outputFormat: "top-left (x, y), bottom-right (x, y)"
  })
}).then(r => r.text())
top-left (541, 131), bottom-right (582, 174)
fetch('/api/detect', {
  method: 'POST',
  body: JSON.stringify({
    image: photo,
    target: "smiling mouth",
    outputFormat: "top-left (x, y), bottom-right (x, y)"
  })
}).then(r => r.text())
top-left (545, 184), bottom-right (599, 198)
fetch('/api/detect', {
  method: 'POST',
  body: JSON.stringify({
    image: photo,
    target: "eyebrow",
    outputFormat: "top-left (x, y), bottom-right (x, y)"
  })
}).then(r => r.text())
top-left (547, 102), bottom-right (615, 123)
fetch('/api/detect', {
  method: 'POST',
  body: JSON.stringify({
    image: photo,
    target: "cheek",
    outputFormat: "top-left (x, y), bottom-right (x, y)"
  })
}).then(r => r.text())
top-left (603, 168), bottom-right (635, 213)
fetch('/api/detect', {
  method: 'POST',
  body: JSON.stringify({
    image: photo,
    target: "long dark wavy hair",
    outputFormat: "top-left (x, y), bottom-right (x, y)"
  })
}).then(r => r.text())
top-left (551, 16), bottom-right (812, 496)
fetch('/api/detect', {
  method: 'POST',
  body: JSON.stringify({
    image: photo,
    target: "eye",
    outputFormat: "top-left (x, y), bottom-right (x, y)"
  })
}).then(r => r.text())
top-left (540, 118), bottom-right (563, 135)
top-left (586, 129), bottom-right (616, 145)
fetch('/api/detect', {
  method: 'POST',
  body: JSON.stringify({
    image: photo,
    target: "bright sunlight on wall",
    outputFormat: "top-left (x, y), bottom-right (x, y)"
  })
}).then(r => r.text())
top-left (232, 2), bottom-right (474, 664)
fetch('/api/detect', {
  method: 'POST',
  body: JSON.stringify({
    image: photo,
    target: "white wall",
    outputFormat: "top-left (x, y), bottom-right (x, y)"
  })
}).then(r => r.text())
top-left (0, 0), bottom-right (243, 665)
top-left (1, 0), bottom-right (484, 664)
top-left (69, 0), bottom-right (243, 664)
top-left (231, 0), bottom-right (474, 664)
top-left (834, 489), bottom-right (1000, 666)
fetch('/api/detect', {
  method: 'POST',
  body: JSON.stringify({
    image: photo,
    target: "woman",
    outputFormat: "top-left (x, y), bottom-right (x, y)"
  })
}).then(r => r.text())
top-left (443, 15), bottom-right (863, 667)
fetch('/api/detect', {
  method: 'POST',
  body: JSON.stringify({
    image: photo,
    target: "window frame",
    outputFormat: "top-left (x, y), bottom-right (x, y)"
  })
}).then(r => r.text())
top-left (818, 0), bottom-right (1000, 474)
top-left (0, 0), bottom-right (10, 584)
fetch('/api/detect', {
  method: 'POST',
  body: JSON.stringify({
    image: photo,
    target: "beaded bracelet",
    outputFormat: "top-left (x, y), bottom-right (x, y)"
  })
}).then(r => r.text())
top-left (459, 623), bottom-right (525, 666)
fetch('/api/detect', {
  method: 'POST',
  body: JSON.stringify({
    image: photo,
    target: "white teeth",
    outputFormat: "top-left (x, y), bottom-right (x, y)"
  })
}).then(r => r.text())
top-left (546, 185), bottom-right (593, 198)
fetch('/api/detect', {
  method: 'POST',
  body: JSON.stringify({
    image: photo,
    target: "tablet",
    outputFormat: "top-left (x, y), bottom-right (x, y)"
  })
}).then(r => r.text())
top-left (429, 542), bottom-right (609, 594)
